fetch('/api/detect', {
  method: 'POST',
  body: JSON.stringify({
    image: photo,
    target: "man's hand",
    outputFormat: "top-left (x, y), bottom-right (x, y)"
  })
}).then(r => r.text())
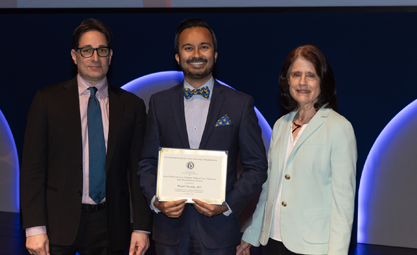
top-left (154, 199), bottom-right (187, 218)
top-left (236, 240), bottom-right (251, 255)
top-left (192, 199), bottom-right (228, 217)
top-left (129, 232), bottom-right (149, 255)
top-left (26, 234), bottom-right (49, 255)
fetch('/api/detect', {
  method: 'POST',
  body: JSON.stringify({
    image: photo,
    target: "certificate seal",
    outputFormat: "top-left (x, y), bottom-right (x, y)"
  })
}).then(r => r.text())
top-left (186, 162), bottom-right (195, 169)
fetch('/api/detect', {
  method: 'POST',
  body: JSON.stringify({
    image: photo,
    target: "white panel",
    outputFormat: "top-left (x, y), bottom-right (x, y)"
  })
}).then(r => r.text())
top-left (0, 110), bottom-right (19, 213)
top-left (359, 99), bottom-right (417, 248)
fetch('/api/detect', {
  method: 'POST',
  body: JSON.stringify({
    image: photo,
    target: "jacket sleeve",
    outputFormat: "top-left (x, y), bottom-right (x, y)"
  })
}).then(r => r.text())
top-left (226, 95), bottom-right (268, 216)
top-left (328, 121), bottom-right (357, 255)
top-left (242, 121), bottom-right (276, 246)
top-left (137, 95), bottom-right (159, 207)
top-left (20, 90), bottom-right (49, 229)
top-left (129, 97), bottom-right (152, 231)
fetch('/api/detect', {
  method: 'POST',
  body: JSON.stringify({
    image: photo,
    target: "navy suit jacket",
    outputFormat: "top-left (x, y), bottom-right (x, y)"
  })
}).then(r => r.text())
top-left (20, 77), bottom-right (151, 251)
top-left (138, 80), bottom-right (267, 249)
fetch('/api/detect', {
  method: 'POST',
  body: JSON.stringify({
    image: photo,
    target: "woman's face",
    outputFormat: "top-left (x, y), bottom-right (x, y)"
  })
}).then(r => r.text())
top-left (288, 57), bottom-right (321, 109)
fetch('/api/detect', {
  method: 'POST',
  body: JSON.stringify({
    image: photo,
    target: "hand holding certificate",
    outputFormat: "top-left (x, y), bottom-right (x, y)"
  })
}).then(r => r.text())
top-left (192, 198), bottom-right (228, 217)
top-left (156, 148), bottom-right (228, 205)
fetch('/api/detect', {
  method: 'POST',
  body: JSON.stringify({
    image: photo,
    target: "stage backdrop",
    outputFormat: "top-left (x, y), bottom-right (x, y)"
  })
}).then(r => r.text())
top-left (1, 9), bottom-right (417, 248)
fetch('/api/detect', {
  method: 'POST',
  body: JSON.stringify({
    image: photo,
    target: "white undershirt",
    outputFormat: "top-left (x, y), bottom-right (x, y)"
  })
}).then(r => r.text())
top-left (269, 123), bottom-right (308, 242)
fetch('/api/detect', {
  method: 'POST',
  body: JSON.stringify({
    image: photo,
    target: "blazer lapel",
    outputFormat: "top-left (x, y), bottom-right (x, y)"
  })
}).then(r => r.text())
top-left (172, 83), bottom-right (190, 148)
top-left (288, 107), bottom-right (330, 161)
top-left (62, 77), bottom-right (83, 154)
top-left (199, 81), bottom-right (225, 149)
top-left (106, 84), bottom-right (124, 173)
top-left (277, 111), bottom-right (295, 170)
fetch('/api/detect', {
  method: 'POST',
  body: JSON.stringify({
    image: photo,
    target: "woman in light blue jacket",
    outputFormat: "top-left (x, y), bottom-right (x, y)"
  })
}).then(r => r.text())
top-left (237, 45), bottom-right (356, 255)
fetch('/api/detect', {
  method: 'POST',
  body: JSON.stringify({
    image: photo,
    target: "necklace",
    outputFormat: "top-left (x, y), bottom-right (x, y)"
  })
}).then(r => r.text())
top-left (292, 121), bottom-right (302, 133)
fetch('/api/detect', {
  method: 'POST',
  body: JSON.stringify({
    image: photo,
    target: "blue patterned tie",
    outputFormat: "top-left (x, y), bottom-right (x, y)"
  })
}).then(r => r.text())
top-left (183, 86), bottom-right (210, 99)
top-left (87, 87), bottom-right (106, 204)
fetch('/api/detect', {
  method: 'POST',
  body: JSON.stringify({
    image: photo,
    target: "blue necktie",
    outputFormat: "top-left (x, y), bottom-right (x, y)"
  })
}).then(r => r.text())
top-left (87, 87), bottom-right (106, 204)
top-left (183, 86), bottom-right (210, 99)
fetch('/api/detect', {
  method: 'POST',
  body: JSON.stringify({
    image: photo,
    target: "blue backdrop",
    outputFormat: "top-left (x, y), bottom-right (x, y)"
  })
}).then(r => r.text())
top-left (2, 9), bottom-right (417, 246)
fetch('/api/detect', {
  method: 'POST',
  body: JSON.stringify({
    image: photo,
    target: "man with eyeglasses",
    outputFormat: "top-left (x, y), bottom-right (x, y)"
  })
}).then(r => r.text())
top-left (21, 18), bottom-right (150, 255)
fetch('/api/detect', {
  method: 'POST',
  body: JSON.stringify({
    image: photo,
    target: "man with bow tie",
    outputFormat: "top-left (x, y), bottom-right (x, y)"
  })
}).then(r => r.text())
top-left (138, 18), bottom-right (268, 254)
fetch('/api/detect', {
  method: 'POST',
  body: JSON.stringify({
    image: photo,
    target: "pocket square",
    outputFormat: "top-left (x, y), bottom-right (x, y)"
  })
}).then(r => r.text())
top-left (215, 114), bottom-right (232, 127)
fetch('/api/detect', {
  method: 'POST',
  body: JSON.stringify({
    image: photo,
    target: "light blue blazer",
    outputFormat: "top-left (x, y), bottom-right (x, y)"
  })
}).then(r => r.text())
top-left (242, 107), bottom-right (357, 255)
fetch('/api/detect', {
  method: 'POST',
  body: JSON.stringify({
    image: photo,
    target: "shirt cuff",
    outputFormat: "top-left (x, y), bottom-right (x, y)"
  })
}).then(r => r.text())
top-left (223, 202), bottom-right (232, 216)
top-left (26, 226), bottom-right (47, 237)
top-left (151, 196), bottom-right (161, 213)
top-left (133, 230), bottom-right (151, 234)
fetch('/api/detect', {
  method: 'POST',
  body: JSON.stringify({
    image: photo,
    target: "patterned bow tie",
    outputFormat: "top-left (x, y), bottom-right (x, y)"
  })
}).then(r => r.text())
top-left (183, 86), bottom-right (210, 99)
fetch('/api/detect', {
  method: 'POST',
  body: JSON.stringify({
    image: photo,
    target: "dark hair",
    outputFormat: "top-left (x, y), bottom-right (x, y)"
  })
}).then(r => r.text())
top-left (72, 18), bottom-right (113, 49)
top-left (279, 45), bottom-right (338, 111)
top-left (174, 18), bottom-right (217, 54)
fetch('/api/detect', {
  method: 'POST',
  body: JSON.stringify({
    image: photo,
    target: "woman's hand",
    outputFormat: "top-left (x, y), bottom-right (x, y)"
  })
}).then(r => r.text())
top-left (236, 240), bottom-right (251, 255)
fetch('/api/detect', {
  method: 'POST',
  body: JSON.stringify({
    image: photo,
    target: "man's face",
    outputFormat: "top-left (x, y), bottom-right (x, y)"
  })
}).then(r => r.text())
top-left (175, 27), bottom-right (217, 84)
top-left (71, 31), bottom-right (113, 85)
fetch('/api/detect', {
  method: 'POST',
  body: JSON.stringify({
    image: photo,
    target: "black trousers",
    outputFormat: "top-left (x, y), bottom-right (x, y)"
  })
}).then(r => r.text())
top-left (49, 209), bottom-right (124, 255)
top-left (155, 209), bottom-right (235, 255)
top-left (262, 238), bottom-right (298, 255)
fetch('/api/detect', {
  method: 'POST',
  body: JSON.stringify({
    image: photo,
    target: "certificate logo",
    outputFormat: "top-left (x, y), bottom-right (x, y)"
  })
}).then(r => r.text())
top-left (186, 162), bottom-right (195, 169)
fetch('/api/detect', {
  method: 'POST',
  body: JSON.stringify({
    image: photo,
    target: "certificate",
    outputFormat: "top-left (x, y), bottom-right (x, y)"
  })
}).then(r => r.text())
top-left (156, 148), bottom-right (228, 205)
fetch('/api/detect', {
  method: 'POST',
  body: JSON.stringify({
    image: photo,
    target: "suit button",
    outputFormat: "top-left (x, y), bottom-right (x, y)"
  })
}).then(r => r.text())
top-left (79, 165), bottom-right (82, 169)
top-left (282, 201), bottom-right (287, 207)
top-left (78, 191), bottom-right (82, 196)
top-left (285, 174), bottom-right (290, 180)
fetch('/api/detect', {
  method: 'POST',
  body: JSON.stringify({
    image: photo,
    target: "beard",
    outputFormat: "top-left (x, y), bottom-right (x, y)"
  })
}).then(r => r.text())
top-left (180, 56), bottom-right (215, 80)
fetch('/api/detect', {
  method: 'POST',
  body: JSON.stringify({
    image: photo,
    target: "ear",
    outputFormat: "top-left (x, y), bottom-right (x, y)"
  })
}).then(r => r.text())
top-left (175, 53), bottom-right (180, 65)
top-left (214, 52), bottom-right (218, 63)
top-left (108, 49), bottom-right (113, 65)
top-left (71, 49), bottom-right (77, 65)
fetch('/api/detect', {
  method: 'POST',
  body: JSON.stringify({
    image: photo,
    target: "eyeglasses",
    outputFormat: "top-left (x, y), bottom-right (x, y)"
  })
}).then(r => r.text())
top-left (76, 47), bottom-right (110, 58)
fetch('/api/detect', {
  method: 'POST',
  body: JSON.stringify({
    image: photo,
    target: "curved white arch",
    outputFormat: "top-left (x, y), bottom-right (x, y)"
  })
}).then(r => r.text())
top-left (358, 99), bottom-right (417, 248)
top-left (0, 110), bottom-right (20, 212)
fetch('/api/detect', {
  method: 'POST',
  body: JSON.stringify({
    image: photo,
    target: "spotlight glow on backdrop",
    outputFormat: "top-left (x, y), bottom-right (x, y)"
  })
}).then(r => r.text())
top-left (0, 110), bottom-right (19, 213)
top-left (358, 99), bottom-right (417, 248)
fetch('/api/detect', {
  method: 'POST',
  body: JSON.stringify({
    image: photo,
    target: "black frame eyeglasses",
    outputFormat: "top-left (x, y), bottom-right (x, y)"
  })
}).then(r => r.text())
top-left (76, 47), bottom-right (111, 58)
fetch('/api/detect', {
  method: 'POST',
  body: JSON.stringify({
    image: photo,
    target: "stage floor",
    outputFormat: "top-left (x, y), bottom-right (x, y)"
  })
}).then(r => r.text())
top-left (2, 211), bottom-right (416, 255)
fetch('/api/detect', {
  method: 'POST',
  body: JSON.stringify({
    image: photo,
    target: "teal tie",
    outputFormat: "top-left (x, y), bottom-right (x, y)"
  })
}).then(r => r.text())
top-left (87, 87), bottom-right (106, 204)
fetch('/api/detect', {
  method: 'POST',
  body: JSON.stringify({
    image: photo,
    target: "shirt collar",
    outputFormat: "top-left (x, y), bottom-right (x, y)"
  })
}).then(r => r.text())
top-left (77, 74), bottom-right (108, 99)
top-left (183, 76), bottom-right (214, 100)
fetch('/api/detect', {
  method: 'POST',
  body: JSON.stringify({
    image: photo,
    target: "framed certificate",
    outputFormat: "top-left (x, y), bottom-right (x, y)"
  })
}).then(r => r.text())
top-left (156, 148), bottom-right (228, 205)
